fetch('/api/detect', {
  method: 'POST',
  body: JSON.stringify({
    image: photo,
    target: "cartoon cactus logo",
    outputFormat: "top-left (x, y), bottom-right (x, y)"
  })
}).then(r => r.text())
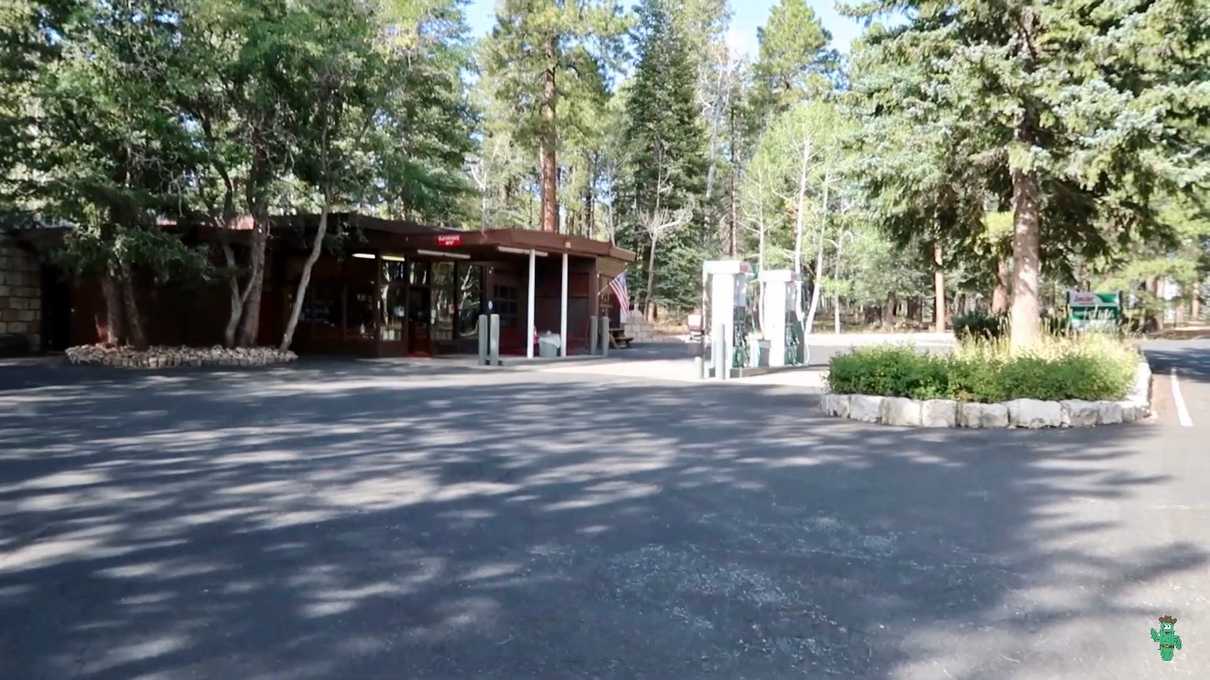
top-left (1150, 615), bottom-right (1182, 662)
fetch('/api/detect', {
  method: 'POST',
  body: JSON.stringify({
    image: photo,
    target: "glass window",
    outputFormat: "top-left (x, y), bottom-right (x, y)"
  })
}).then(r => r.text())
top-left (492, 283), bottom-right (519, 328)
top-left (347, 284), bottom-right (376, 338)
top-left (384, 260), bottom-right (407, 283)
top-left (431, 261), bottom-right (455, 342)
top-left (300, 285), bottom-right (339, 326)
top-left (410, 262), bottom-right (430, 287)
top-left (382, 285), bottom-right (405, 341)
top-left (457, 264), bottom-right (483, 339)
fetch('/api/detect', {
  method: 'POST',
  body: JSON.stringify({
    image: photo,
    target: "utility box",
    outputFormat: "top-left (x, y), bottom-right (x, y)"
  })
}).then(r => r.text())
top-left (538, 332), bottom-right (561, 358)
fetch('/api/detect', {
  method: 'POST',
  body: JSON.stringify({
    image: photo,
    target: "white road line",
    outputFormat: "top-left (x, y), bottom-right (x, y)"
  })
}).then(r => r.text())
top-left (1171, 368), bottom-right (1194, 428)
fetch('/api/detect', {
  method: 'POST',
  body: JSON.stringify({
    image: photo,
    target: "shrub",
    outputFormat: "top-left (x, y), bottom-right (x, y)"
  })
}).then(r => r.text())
top-left (828, 335), bottom-right (1138, 403)
top-left (827, 345), bottom-right (949, 400)
top-left (952, 311), bottom-right (1008, 341)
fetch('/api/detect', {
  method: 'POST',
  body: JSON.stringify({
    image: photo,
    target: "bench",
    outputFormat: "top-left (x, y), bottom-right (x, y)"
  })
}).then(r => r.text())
top-left (609, 327), bottom-right (633, 348)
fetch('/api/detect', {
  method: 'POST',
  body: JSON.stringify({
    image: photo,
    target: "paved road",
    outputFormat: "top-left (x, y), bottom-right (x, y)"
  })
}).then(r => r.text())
top-left (0, 342), bottom-right (1208, 679)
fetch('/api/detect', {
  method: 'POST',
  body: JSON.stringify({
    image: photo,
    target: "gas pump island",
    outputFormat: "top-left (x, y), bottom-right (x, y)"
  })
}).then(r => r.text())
top-left (701, 260), bottom-right (804, 380)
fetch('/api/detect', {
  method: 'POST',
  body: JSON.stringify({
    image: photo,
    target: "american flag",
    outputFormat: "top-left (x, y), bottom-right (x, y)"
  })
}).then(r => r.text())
top-left (609, 273), bottom-right (630, 322)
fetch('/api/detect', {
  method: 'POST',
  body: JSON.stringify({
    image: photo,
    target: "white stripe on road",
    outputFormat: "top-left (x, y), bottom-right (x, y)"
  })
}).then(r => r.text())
top-left (1171, 368), bottom-right (1193, 428)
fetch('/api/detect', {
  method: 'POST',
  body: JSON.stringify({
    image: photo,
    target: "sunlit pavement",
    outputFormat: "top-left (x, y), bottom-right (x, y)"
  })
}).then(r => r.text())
top-left (1, 342), bottom-right (1208, 679)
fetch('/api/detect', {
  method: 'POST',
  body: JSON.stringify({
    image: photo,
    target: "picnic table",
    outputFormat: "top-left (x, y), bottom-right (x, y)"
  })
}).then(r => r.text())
top-left (609, 326), bottom-right (633, 348)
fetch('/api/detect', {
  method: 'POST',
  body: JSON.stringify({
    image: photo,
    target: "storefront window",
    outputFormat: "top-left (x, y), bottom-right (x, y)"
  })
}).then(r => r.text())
top-left (457, 264), bottom-right (483, 339)
top-left (384, 260), bottom-right (407, 283)
top-left (431, 262), bottom-right (455, 342)
top-left (383, 285), bottom-right (405, 341)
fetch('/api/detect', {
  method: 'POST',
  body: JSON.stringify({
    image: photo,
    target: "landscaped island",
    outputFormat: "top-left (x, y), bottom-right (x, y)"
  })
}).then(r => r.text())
top-left (821, 335), bottom-right (1150, 428)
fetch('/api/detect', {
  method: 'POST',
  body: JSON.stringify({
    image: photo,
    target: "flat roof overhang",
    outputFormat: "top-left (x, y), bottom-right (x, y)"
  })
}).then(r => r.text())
top-left (9, 212), bottom-right (637, 272)
top-left (358, 228), bottom-right (635, 263)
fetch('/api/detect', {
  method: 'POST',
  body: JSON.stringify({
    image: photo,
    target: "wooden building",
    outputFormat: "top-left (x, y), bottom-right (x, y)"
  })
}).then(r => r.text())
top-left (11, 214), bottom-right (636, 357)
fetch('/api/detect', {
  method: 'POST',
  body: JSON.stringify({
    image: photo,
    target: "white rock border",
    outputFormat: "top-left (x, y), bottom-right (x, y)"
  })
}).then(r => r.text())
top-left (818, 359), bottom-right (1152, 429)
top-left (65, 344), bottom-right (298, 369)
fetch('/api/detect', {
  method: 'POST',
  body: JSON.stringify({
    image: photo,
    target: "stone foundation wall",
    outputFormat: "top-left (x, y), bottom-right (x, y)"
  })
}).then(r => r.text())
top-left (0, 236), bottom-right (42, 352)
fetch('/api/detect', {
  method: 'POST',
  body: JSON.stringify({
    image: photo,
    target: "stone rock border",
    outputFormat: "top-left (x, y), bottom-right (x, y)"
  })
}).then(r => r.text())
top-left (818, 359), bottom-right (1152, 429)
top-left (65, 344), bottom-right (298, 369)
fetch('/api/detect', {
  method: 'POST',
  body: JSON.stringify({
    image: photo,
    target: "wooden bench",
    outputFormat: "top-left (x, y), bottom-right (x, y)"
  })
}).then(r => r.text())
top-left (609, 327), bottom-right (634, 348)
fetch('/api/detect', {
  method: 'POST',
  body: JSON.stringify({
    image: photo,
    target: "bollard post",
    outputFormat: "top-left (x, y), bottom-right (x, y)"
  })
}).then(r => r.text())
top-left (600, 315), bottom-right (610, 358)
top-left (693, 355), bottom-right (704, 380)
top-left (489, 314), bottom-right (501, 365)
top-left (478, 314), bottom-right (489, 365)
top-left (590, 316), bottom-right (599, 355)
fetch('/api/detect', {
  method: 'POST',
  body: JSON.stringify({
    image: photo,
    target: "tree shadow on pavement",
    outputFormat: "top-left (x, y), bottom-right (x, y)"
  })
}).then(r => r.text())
top-left (0, 359), bottom-right (1201, 679)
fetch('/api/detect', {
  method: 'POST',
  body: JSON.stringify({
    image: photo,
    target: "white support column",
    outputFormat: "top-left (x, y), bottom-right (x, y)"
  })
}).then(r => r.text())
top-left (526, 249), bottom-right (536, 359)
top-left (560, 252), bottom-right (569, 357)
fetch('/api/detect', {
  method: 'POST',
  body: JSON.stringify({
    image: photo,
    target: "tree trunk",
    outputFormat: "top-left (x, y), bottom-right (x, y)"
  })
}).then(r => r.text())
top-left (645, 234), bottom-right (659, 321)
top-left (833, 237), bottom-right (844, 334)
top-left (221, 241), bottom-right (242, 348)
top-left (100, 274), bottom-right (125, 345)
top-left (1193, 287), bottom-right (1201, 320)
top-left (728, 99), bottom-right (738, 258)
top-left (118, 265), bottom-right (148, 350)
top-left (792, 139), bottom-right (811, 276)
top-left (280, 206), bottom-right (329, 352)
top-left (236, 210), bottom-right (269, 347)
top-left (882, 292), bottom-right (897, 327)
top-left (1010, 164), bottom-right (1042, 349)
top-left (583, 157), bottom-right (595, 239)
top-left (992, 256), bottom-right (1011, 313)
top-left (539, 38), bottom-right (559, 233)
top-left (803, 178), bottom-right (828, 335)
top-left (804, 234), bottom-right (824, 336)
top-left (1150, 276), bottom-right (1165, 332)
top-left (933, 242), bottom-right (946, 332)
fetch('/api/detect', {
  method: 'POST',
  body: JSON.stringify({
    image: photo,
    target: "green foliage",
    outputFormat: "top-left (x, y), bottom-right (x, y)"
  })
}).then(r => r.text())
top-left (750, 0), bottom-right (835, 121)
top-left (952, 311), bottom-right (1008, 341)
top-left (846, 0), bottom-right (1210, 329)
top-left (57, 223), bottom-right (212, 286)
top-left (827, 345), bottom-right (949, 400)
top-left (828, 336), bottom-right (1138, 403)
top-left (616, 0), bottom-right (709, 313)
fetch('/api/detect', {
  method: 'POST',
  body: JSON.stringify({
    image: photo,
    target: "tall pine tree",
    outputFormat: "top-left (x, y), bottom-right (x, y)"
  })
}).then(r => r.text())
top-left (619, 0), bottom-right (708, 316)
top-left (483, 0), bottom-right (626, 232)
top-left (848, 1), bottom-right (1210, 348)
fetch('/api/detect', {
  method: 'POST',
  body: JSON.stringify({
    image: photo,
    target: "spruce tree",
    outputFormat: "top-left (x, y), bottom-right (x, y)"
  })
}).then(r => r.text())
top-left (847, 1), bottom-right (1210, 348)
top-left (619, 0), bottom-right (708, 316)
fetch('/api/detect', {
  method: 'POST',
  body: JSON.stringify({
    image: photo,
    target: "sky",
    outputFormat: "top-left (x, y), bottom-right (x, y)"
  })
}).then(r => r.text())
top-left (463, 1), bottom-right (870, 57)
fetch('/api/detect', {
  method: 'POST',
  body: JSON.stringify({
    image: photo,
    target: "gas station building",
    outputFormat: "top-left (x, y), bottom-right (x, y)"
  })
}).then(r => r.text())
top-left (14, 213), bottom-right (636, 357)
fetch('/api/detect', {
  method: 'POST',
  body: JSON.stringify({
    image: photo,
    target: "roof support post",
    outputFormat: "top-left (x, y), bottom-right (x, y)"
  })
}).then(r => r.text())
top-left (527, 248), bottom-right (536, 359)
top-left (560, 252), bottom-right (568, 357)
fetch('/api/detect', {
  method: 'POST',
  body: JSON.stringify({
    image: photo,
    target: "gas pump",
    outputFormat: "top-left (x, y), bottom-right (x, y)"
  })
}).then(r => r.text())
top-left (702, 260), bottom-right (753, 380)
top-left (758, 269), bottom-right (802, 368)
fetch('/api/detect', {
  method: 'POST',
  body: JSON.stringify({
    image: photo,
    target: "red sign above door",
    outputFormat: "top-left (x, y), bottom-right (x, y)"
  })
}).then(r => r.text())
top-left (436, 234), bottom-right (462, 247)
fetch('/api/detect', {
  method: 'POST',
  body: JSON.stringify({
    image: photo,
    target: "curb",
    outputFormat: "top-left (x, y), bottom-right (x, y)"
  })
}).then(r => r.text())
top-left (817, 358), bottom-right (1152, 429)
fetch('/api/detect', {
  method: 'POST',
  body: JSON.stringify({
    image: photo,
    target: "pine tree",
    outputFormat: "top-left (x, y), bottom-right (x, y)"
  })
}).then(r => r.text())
top-left (483, 0), bottom-right (626, 232)
top-left (749, 0), bottom-right (835, 129)
top-left (618, 0), bottom-right (708, 316)
top-left (847, 1), bottom-right (1210, 348)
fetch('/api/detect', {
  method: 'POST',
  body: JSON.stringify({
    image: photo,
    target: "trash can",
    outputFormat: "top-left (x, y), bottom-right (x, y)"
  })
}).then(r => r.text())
top-left (538, 332), bottom-right (561, 358)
